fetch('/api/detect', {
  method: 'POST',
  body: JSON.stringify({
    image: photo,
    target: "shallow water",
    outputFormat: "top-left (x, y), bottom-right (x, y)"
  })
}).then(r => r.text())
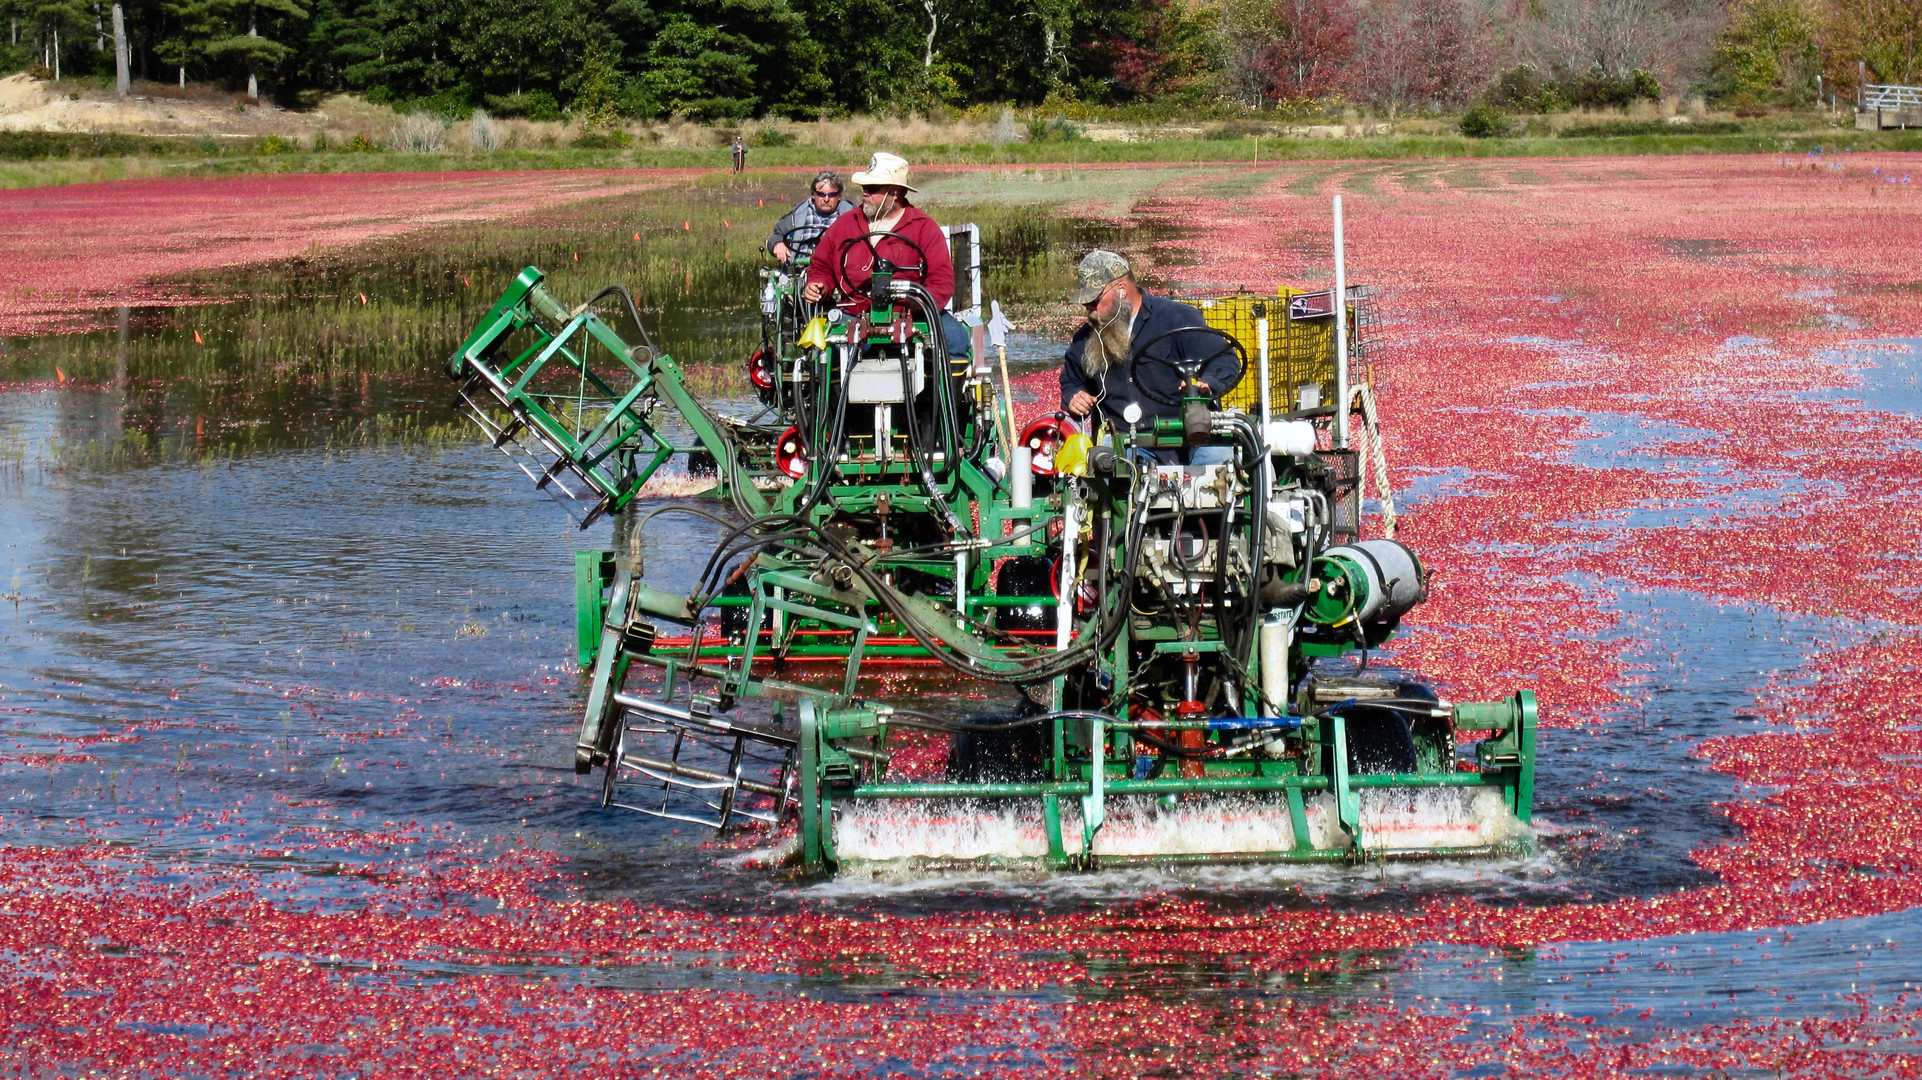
top-left (0, 333), bottom-right (1809, 924)
top-left (0, 191), bottom-right (1914, 1056)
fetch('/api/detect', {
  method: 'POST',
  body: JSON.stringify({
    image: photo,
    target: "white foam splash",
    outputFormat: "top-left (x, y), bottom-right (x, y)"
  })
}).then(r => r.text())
top-left (830, 787), bottom-right (1530, 863)
top-left (834, 800), bottom-right (1055, 862)
top-left (1353, 787), bottom-right (1532, 850)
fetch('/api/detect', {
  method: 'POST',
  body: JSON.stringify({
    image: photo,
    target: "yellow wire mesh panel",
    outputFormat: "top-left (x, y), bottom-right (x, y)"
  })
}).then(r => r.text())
top-left (1190, 288), bottom-right (1365, 416)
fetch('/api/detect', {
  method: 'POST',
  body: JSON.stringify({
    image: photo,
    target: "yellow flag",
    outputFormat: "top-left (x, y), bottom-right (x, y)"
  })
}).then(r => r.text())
top-left (1055, 433), bottom-right (1094, 477)
top-left (797, 317), bottom-right (829, 351)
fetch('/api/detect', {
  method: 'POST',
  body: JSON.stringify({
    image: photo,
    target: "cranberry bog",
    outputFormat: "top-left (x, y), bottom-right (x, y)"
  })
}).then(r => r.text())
top-left (4, 157), bottom-right (1922, 1075)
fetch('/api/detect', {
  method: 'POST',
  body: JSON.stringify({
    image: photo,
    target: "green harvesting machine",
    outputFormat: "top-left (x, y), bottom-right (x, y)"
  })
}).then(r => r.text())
top-left (447, 208), bottom-right (1538, 872)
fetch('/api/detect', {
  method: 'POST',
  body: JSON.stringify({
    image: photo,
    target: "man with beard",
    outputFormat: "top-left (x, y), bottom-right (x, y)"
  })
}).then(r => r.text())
top-left (804, 152), bottom-right (971, 357)
top-left (1059, 251), bottom-right (1236, 460)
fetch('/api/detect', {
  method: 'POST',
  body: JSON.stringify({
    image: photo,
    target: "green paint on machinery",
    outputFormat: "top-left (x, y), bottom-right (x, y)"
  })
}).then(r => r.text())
top-left (448, 223), bottom-right (1540, 873)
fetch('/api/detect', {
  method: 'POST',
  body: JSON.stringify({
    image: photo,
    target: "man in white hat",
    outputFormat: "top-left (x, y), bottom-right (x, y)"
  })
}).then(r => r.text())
top-left (803, 151), bottom-right (969, 355)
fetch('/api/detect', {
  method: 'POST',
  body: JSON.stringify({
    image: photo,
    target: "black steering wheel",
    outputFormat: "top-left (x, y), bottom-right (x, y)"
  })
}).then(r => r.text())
top-left (777, 224), bottom-right (827, 265)
top-left (1130, 326), bottom-right (1247, 407)
top-left (837, 230), bottom-right (930, 301)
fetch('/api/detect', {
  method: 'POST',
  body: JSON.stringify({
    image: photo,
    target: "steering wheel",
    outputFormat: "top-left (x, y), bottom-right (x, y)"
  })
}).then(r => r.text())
top-left (777, 224), bottom-right (827, 266)
top-left (837, 230), bottom-right (930, 300)
top-left (1130, 325), bottom-right (1247, 407)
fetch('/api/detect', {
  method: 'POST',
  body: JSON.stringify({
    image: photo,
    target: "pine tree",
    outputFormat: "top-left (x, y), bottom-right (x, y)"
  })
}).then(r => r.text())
top-left (29, 0), bottom-right (90, 78)
top-left (205, 0), bottom-right (306, 98)
top-left (156, 0), bottom-right (216, 85)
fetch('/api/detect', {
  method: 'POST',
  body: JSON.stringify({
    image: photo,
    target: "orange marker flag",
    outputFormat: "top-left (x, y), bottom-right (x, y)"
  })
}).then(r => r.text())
top-left (54, 366), bottom-right (65, 383)
top-left (723, 219), bottom-right (730, 228)
top-left (682, 221), bottom-right (690, 230)
top-left (633, 232), bottom-right (641, 241)
top-left (357, 292), bottom-right (368, 305)
top-left (193, 330), bottom-right (203, 344)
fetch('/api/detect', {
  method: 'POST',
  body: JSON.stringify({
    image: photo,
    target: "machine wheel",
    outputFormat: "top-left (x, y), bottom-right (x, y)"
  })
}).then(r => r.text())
top-left (992, 556), bottom-right (1055, 633)
top-left (945, 712), bottom-right (1048, 783)
top-left (720, 576), bottom-right (757, 638)
top-left (1340, 709), bottom-right (1421, 775)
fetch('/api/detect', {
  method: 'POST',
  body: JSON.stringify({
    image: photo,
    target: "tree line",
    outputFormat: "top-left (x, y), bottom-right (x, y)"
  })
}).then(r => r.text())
top-left (2, 0), bottom-right (1918, 120)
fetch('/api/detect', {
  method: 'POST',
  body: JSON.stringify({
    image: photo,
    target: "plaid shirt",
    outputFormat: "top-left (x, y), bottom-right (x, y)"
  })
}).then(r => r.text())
top-left (766, 195), bottom-right (853, 262)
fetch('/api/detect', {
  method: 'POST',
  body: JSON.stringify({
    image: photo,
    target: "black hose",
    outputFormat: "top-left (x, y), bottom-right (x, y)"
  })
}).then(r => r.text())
top-left (635, 503), bottom-right (741, 533)
top-left (805, 513), bottom-right (1128, 685)
top-left (901, 282), bottom-right (966, 475)
top-left (899, 349), bottom-right (964, 537)
top-left (579, 284), bottom-right (657, 358)
top-left (794, 345), bottom-right (851, 518)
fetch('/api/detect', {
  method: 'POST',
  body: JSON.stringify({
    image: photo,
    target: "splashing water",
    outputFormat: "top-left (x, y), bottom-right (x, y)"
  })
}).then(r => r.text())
top-left (831, 788), bottom-right (1530, 864)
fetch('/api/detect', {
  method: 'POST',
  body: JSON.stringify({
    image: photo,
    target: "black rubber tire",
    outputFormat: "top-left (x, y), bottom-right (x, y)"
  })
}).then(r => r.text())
top-left (1341, 709), bottom-right (1422, 775)
top-left (992, 556), bottom-right (1055, 633)
top-left (945, 717), bottom-right (1048, 783)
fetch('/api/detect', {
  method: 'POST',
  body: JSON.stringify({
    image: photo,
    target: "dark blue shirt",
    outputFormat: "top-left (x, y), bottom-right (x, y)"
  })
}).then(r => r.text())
top-left (1059, 292), bottom-right (1238, 428)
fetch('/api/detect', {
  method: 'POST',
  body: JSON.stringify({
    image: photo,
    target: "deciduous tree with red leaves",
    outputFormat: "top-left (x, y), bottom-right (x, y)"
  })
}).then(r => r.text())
top-left (1350, 0), bottom-right (1492, 115)
top-left (1109, 0), bottom-right (1218, 97)
top-left (1259, 0), bottom-right (1356, 101)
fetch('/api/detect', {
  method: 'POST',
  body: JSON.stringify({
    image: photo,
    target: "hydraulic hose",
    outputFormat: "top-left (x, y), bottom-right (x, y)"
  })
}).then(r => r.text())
top-left (899, 349), bottom-right (966, 537)
top-left (898, 281), bottom-right (966, 475)
top-left (794, 343), bottom-right (853, 518)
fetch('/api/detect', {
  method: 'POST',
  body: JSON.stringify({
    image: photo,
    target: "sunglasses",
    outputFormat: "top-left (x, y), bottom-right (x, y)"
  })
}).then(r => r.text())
top-left (813, 190), bottom-right (841, 199)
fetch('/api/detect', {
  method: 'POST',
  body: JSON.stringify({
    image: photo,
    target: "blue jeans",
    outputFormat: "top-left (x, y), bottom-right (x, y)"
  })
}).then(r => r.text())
top-left (1188, 445), bottom-right (1234, 466)
top-left (939, 311), bottom-right (972, 358)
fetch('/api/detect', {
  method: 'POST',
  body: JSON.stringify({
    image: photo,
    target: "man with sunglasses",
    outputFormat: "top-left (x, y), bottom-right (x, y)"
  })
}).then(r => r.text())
top-left (802, 152), bottom-right (969, 356)
top-left (767, 170), bottom-right (855, 266)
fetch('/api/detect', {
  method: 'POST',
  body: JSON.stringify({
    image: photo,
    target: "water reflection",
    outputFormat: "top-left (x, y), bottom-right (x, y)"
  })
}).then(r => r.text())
top-left (0, 185), bottom-right (1180, 468)
top-left (0, 184), bottom-right (1841, 1032)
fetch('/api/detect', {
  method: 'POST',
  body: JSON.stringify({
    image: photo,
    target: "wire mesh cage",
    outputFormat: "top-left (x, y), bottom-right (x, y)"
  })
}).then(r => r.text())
top-left (1184, 286), bottom-right (1376, 418)
top-left (602, 703), bottom-right (798, 832)
top-left (1316, 448), bottom-right (1363, 545)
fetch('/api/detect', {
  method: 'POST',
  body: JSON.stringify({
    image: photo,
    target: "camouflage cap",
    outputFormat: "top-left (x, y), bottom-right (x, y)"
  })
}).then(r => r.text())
top-left (1071, 250), bottom-right (1131, 305)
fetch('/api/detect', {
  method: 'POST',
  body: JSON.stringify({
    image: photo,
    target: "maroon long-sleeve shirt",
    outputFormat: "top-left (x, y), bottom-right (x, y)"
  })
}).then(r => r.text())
top-left (805, 204), bottom-right (955, 315)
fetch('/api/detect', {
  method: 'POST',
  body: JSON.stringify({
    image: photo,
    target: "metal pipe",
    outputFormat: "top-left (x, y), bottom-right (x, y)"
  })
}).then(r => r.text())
top-left (829, 843), bottom-right (1528, 868)
top-left (1259, 613), bottom-right (1289, 714)
top-left (617, 754), bottom-right (786, 798)
top-left (1055, 487), bottom-right (1079, 650)
top-left (1257, 313), bottom-right (1272, 431)
top-left (838, 772), bottom-right (1494, 798)
top-left (1333, 194), bottom-right (1349, 450)
top-left (1011, 446), bottom-right (1032, 507)
top-left (612, 691), bottom-right (798, 746)
top-left (1063, 844), bottom-right (1522, 866)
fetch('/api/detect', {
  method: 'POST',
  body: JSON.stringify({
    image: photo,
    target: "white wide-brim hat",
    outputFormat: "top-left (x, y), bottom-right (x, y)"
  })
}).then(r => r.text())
top-left (851, 152), bottom-right (917, 192)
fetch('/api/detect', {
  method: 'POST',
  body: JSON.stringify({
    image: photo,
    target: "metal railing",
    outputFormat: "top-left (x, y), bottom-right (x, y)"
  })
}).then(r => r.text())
top-left (1863, 83), bottom-right (1922, 110)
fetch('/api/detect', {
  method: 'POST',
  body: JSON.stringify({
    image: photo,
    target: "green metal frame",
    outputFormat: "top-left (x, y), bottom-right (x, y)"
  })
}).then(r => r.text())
top-left (449, 266), bottom-right (765, 526)
top-left (451, 267), bottom-right (1543, 875)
